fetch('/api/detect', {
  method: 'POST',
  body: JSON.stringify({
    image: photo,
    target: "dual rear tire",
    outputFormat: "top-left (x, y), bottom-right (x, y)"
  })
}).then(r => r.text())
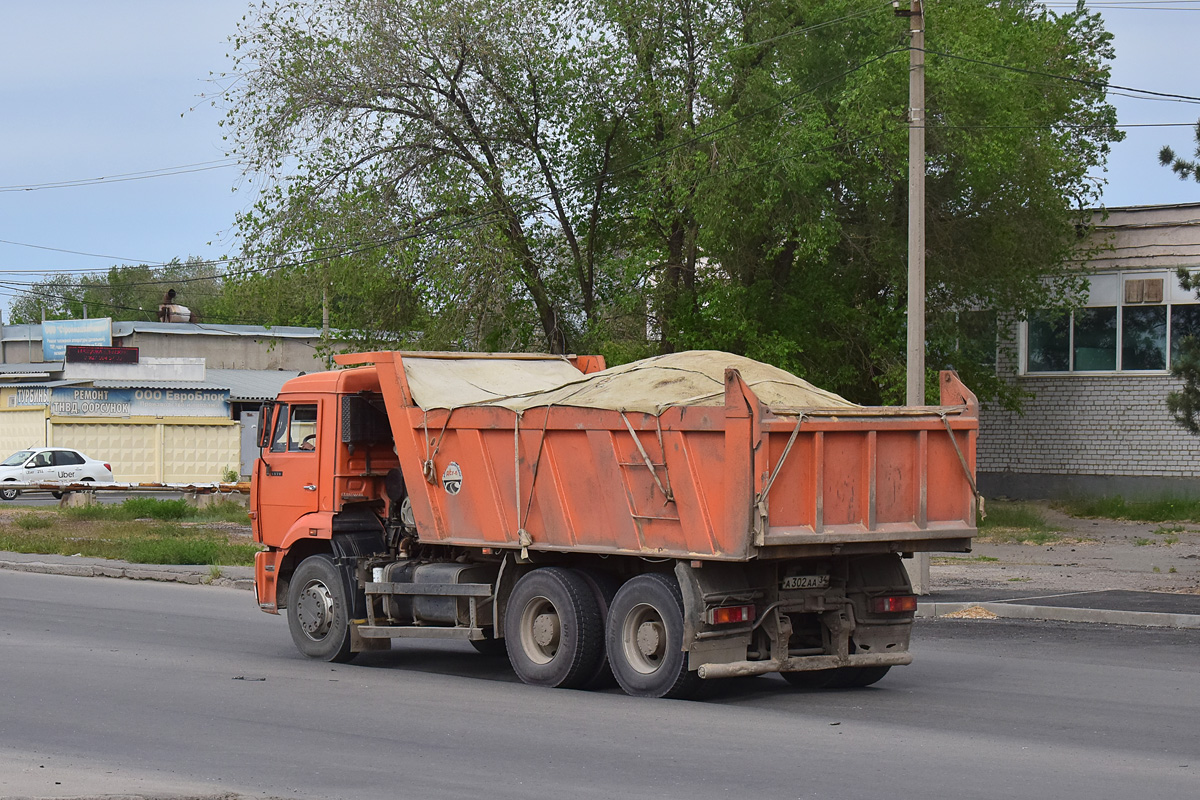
top-left (504, 568), bottom-right (699, 699)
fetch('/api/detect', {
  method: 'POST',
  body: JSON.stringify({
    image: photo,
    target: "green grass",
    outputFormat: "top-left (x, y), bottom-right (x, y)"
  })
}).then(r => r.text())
top-left (932, 555), bottom-right (1000, 565)
top-left (13, 513), bottom-right (55, 530)
top-left (977, 501), bottom-right (1062, 545)
top-left (0, 514), bottom-right (258, 566)
top-left (1055, 495), bottom-right (1200, 523)
top-left (979, 501), bottom-right (1053, 532)
top-left (62, 497), bottom-right (249, 523)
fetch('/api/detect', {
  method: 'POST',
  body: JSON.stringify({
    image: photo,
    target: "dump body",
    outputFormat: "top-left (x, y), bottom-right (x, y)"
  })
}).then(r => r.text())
top-left (362, 352), bottom-right (976, 562)
top-left (251, 350), bottom-right (978, 698)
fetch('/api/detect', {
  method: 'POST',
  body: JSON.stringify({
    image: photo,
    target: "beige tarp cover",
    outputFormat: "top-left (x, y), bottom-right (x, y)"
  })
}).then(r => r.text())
top-left (403, 351), bottom-right (858, 415)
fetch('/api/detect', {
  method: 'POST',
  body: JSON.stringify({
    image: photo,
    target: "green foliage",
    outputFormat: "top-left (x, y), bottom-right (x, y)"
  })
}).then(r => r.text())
top-left (8, 258), bottom-right (225, 325)
top-left (1056, 495), bottom-right (1200, 523)
top-left (1158, 119), bottom-right (1200, 183)
top-left (62, 497), bottom-right (249, 523)
top-left (219, 0), bottom-right (1120, 403)
top-left (0, 515), bottom-right (257, 566)
top-left (977, 500), bottom-right (1055, 534)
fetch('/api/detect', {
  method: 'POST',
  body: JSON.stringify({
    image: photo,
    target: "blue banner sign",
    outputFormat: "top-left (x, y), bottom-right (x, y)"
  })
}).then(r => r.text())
top-left (42, 318), bottom-right (113, 360)
top-left (49, 387), bottom-right (229, 418)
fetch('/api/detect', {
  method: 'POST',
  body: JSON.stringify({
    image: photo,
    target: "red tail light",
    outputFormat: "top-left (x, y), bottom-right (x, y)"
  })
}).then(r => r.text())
top-left (104, 463), bottom-right (112, 473)
top-left (870, 595), bottom-right (918, 613)
top-left (706, 605), bottom-right (756, 625)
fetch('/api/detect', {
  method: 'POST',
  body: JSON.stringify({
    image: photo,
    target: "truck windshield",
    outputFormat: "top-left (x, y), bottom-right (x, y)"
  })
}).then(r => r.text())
top-left (2, 451), bottom-right (32, 467)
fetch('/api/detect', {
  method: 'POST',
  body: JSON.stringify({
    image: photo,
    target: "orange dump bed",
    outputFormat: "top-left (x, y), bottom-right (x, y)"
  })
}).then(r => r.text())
top-left (360, 353), bottom-right (978, 561)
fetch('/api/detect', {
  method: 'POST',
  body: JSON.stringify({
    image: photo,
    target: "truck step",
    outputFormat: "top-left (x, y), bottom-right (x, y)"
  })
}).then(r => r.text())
top-left (355, 625), bottom-right (486, 640)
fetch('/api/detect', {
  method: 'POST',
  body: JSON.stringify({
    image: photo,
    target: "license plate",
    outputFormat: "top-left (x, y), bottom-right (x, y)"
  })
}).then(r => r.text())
top-left (782, 574), bottom-right (830, 591)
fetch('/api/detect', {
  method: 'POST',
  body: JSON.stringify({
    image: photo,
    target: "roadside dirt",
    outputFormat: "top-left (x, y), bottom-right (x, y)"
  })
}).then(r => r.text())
top-left (932, 504), bottom-right (1200, 595)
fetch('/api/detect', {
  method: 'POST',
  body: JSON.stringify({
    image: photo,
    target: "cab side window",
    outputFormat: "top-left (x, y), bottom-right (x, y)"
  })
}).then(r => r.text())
top-left (269, 403), bottom-right (290, 453)
top-left (288, 405), bottom-right (318, 452)
top-left (54, 451), bottom-right (84, 466)
top-left (30, 453), bottom-right (51, 468)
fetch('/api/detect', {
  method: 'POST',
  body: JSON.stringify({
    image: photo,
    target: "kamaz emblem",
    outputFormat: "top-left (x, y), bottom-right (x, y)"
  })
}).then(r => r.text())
top-left (442, 462), bottom-right (463, 495)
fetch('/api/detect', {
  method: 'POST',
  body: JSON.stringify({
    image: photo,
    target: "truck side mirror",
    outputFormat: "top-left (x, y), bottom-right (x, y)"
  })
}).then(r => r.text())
top-left (258, 401), bottom-right (276, 449)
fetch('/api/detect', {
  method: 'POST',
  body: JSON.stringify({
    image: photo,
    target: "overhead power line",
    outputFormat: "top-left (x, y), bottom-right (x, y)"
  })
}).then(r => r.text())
top-left (0, 159), bottom-right (242, 193)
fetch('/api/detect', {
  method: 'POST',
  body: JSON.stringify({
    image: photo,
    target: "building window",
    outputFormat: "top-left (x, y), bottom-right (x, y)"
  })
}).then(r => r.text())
top-left (1025, 302), bottom-right (1196, 373)
top-left (1171, 304), bottom-right (1200, 361)
top-left (1073, 307), bottom-right (1117, 371)
top-left (1122, 305), bottom-right (1167, 371)
top-left (1027, 311), bottom-right (1070, 372)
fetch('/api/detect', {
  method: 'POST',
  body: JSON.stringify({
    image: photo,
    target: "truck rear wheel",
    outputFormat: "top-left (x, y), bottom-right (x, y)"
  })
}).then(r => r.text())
top-left (504, 567), bottom-right (604, 689)
top-left (606, 573), bottom-right (701, 699)
top-left (287, 554), bottom-right (356, 663)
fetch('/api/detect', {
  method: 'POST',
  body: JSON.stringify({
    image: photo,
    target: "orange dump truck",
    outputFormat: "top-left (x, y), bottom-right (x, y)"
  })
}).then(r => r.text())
top-left (251, 350), bottom-right (979, 698)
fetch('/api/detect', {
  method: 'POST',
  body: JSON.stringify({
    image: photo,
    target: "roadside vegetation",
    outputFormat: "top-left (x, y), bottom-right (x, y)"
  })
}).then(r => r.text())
top-left (1055, 496), bottom-right (1200, 523)
top-left (976, 500), bottom-right (1064, 546)
top-left (0, 498), bottom-right (257, 566)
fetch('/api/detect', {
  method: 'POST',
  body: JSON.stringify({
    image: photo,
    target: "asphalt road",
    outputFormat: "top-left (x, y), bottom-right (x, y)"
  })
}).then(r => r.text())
top-left (2, 572), bottom-right (1197, 800)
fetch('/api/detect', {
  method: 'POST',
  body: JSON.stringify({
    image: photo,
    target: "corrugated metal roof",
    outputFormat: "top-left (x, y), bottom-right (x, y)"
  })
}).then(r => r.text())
top-left (89, 369), bottom-right (300, 401)
top-left (90, 379), bottom-right (228, 391)
top-left (0, 379), bottom-right (87, 388)
top-left (206, 369), bottom-right (300, 401)
top-left (0, 362), bottom-right (62, 374)
top-left (112, 321), bottom-right (325, 339)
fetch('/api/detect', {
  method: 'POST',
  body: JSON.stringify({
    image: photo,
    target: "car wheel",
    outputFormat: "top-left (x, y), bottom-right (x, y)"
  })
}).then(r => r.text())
top-left (0, 484), bottom-right (18, 502)
top-left (504, 567), bottom-right (604, 689)
top-left (286, 554), bottom-right (356, 663)
top-left (606, 573), bottom-right (701, 699)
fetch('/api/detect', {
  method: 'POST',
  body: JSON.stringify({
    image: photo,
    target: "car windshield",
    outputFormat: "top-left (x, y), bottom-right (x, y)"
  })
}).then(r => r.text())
top-left (2, 451), bottom-right (33, 467)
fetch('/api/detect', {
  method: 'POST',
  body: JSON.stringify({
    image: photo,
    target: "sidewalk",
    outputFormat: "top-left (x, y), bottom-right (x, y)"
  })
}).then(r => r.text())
top-left (4, 549), bottom-right (1200, 629)
top-left (0, 550), bottom-right (254, 590)
top-left (920, 586), bottom-right (1200, 629)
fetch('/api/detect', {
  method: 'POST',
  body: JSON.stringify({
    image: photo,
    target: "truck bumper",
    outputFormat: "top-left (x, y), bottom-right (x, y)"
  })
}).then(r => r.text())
top-left (695, 652), bottom-right (913, 680)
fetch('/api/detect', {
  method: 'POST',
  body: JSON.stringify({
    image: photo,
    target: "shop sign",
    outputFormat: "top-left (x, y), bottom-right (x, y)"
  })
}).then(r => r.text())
top-left (42, 318), bottom-right (112, 360)
top-left (48, 387), bottom-right (229, 417)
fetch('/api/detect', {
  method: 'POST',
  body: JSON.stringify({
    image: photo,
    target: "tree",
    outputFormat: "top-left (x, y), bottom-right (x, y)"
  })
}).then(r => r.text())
top-left (8, 258), bottom-right (224, 324)
top-left (223, 0), bottom-right (1120, 404)
top-left (1158, 119), bottom-right (1200, 183)
top-left (1159, 122), bottom-right (1200, 432)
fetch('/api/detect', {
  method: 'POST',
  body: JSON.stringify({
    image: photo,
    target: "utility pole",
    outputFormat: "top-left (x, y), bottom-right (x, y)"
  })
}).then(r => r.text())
top-left (896, 0), bottom-right (929, 593)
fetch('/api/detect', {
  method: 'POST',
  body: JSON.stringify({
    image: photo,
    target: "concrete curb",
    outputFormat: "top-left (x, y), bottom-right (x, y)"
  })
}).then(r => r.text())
top-left (0, 558), bottom-right (254, 591)
top-left (917, 601), bottom-right (1200, 630)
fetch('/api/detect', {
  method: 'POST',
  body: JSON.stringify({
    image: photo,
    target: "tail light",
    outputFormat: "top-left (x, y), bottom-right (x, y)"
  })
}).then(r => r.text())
top-left (705, 604), bottom-right (756, 625)
top-left (103, 463), bottom-right (112, 473)
top-left (870, 595), bottom-right (918, 613)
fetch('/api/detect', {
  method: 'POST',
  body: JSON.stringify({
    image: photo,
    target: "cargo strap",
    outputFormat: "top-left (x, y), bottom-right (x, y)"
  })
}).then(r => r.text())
top-left (513, 408), bottom-right (553, 559)
top-left (940, 413), bottom-right (986, 521)
top-left (620, 411), bottom-right (674, 504)
top-left (421, 409), bottom-right (455, 485)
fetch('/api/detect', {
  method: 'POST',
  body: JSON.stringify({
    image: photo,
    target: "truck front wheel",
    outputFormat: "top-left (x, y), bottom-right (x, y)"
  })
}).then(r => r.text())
top-left (606, 573), bottom-right (701, 699)
top-left (287, 555), bottom-right (356, 663)
top-left (504, 567), bottom-right (604, 689)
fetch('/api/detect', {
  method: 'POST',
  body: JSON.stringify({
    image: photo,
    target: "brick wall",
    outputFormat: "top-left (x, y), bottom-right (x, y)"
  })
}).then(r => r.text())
top-left (978, 372), bottom-right (1200, 478)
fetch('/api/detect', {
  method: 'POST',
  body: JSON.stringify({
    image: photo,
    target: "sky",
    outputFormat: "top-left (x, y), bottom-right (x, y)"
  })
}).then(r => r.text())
top-left (1, 1), bottom-right (1199, 321)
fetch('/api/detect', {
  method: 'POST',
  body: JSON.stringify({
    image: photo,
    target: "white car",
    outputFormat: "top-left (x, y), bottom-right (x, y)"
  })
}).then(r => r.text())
top-left (0, 447), bottom-right (115, 501)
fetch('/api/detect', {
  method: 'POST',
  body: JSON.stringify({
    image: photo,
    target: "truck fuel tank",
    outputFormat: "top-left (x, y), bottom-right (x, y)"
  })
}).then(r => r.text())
top-left (382, 561), bottom-right (497, 626)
